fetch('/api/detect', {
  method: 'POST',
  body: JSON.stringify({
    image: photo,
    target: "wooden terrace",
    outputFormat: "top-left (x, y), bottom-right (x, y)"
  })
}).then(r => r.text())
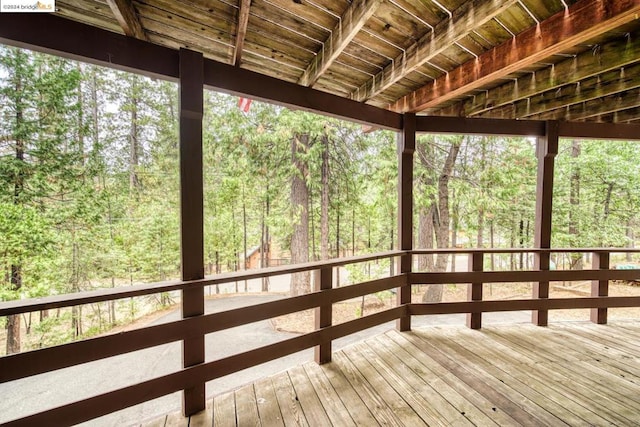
top-left (3, 0), bottom-right (640, 425)
top-left (149, 321), bottom-right (640, 426)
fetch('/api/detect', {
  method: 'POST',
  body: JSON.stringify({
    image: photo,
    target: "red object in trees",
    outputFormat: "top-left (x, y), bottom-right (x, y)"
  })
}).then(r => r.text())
top-left (238, 97), bottom-right (252, 113)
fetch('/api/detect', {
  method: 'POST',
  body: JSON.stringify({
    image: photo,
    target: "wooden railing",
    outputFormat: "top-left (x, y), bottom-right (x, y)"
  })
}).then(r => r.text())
top-left (1, 248), bottom-right (640, 425)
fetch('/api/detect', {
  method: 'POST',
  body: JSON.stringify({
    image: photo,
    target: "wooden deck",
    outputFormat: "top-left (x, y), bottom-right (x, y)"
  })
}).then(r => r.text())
top-left (149, 321), bottom-right (640, 426)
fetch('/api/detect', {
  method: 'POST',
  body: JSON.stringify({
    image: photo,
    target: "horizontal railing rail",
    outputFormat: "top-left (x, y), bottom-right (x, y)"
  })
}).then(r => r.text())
top-left (0, 250), bottom-right (403, 317)
top-left (1, 274), bottom-right (405, 383)
top-left (1, 247), bottom-right (640, 426)
top-left (410, 297), bottom-right (640, 315)
top-left (410, 269), bottom-right (640, 284)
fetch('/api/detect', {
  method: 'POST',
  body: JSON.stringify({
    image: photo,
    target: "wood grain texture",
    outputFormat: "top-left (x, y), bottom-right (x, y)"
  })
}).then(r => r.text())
top-left (254, 378), bottom-right (284, 426)
top-left (204, 322), bottom-right (640, 427)
top-left (439, 31), bottom-right (640, 118)
top-left (106, 0), bottom-right (147, 40)
top-left (353, 0), bottom-right (518, 102)
top-left (298, 0), bottom-right (382, 87)
top-left (392, 0), bottom-right (640, 113)
top-left (233, 0), bottom-right (251, 66)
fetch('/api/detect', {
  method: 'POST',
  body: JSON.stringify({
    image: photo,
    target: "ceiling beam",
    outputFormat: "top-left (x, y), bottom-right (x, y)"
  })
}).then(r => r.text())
top-left (0, 13), bottom-right (402, 130)
top-left (298, 0), bottom-right (382, 87)
top-left (439, 31), bottom-right (640, 118)
top-left (479, 62), bottom-right (640, 119)
top-left (232, 0), bottom-right (251, 66)
top-left (588, 106), bottom-right (640, 123)
top-left (391, 0), bottom-right (640, 113)
top-left (352, 0), bottom-right (518, 102)
top-left (528, 87), bottom-right (640, 121)
top-left (105, 0), bottom-right (147, 41)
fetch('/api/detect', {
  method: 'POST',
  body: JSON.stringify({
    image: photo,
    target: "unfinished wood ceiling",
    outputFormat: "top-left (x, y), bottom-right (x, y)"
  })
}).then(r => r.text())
top-left (56, 0), bottom-right (640, 123)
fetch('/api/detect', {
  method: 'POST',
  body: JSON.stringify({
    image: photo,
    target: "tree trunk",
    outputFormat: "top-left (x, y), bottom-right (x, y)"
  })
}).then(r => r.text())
top-left (569, 140), bottom-right (582, 269)
top-left (321, 134), bottom-right (330, 260)
top-left (242, 185), bottom-right (248, 291)
top-left (417, 140), bottom-right (435, 272)
top-left (262, 187), bottom-right (270, 291)
top-left (627, 219), bottom-right (635, 262)
top-left (71, 239), bottom-right (81, 338)
top-left (489, 220), bottom-right (495, 270)
top-left (352, 206), bottom-right (356, 256)
top-left (129, 78), bottom-right (140, 191)
top-left (7, 266), bottom-right (22, 354)
top-left (423, 139), bottom-right (461, 302)
top-left (290, 134), bottom-right (310, 296)
top-left (418, 205), bottom-right (436, 271)
top-left (7, 67), bottom-right (25, 355)
top-left (519, 219), bottom-right (525, 269)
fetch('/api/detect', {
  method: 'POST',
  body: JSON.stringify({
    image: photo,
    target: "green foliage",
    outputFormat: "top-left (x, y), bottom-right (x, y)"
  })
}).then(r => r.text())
top-left (1, 45), bottom-right (640, 353)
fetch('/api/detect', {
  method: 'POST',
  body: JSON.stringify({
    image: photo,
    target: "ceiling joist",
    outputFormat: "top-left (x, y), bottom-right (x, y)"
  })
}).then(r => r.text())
top-left (437, 32), bottom-right (640, 118)
top-left (233, 0), bottom-right (251, 66)
top-left (391, 0), bottom-right (640, 113)
top-left (352, 0), bottom-right (518, 102)
top-left (529, 87), bottom-right (640, 121)
top-left (105, 0), bottom-right (147, 41)
top-left (480, 62), bottom-right (640, 119)
top-left (298, 0), bottom-right (382, 87)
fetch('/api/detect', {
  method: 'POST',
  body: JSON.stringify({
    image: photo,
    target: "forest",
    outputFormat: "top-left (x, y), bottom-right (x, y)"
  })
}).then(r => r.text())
top-left (1, 46), bottom-right (639, 355)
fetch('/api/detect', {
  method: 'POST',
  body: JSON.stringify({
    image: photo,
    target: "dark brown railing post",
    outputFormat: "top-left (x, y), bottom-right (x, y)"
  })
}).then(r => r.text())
top-left (533, 121), bottom-right (558, 326)
top-left (466, 252), bottom-right (484, 329)
top-left (179, 48), bottom-right (205, 416)
top-left (315, 266), bottom-right (333, 364)
top-left (591, 251), bottom-right (610, 324)
top-left (397, 113), bottom-right (415, 332)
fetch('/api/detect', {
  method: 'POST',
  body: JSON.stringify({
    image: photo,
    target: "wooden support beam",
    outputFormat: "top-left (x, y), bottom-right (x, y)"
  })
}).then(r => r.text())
top-left (529, 87), bottom-right (640, 121)
top-left (466, 252), bottom-right (483, 329)
top-left (0, 13), bottom-right (401, 130)
top-left (352, 0), bottom-right (517, 102)
top-left (397, 113), bottom-right (415, 332)
top-left (438, 31), bottom-right (640, 118)
top-left (314, 267), bottom-right (333, 364)
top-left (591, 252), bottom-right (610, 324)
top-left (203, 59), bottom-right (402, 130)
top-left (391, 0), bottom-right (640, 113)
top-left (480, 63), bottom-right (640, 120)
top-left (179, 48), bottom-right (205, 416)
top-left (590, 106), bottom-right (640, 123)
top-left (532, 121), bottom-right (558, 327)
top-left (298, 0), bottom-right (381, 87)
top-left (557, 120), bottom-right (640, 140)
top-left (232, 0), bottom-right (251, 66)
top-left (416, 115), bottom-right (546, 136)
top-left (105, 0), bottom-right (147, 41)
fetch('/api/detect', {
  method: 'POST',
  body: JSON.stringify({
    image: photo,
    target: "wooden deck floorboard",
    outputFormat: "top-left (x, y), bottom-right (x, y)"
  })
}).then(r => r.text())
top-left (154, 321), bottom-right (640, 426)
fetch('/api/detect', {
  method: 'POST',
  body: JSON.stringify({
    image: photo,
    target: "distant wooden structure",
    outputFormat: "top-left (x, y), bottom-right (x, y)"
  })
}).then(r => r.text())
top-left (3, 0), bottom-right (640, 424)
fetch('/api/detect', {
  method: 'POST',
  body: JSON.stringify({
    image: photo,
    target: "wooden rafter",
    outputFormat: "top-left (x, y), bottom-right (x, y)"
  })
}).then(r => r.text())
top-left (105, 0), bottom-right (147, 41)
top-left (233, 0), bottom-right (251, 66)
top-left (391, 0), bottom-right (640, 113)
top-left (352, 0), bottom-right (518, 102)
top-left (298, 0), bottom-right (382, 87)
top-left (439, 31), bottom-right (640, 118)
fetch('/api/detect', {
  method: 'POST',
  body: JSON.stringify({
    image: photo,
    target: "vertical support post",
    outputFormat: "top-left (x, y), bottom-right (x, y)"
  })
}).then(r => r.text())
top-left (179, 48), bottom-right (205, 416)
top-left (466, 252), bottom-right (484, 329)
top-left (591, 251), bottom-right (610, 324)
top-left (532, 121), bottom-right (558, 327)
top-left (397, 113), bottom-right (415, 332)
top-left (314, 266), bottom-right (333, 364)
